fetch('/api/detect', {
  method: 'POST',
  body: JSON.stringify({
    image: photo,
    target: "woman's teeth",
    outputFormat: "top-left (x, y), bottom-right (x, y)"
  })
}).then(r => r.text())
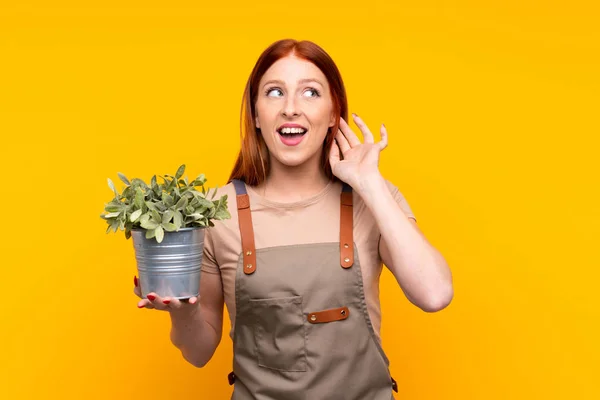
top-left (279, 127), bottom-right (307, 135)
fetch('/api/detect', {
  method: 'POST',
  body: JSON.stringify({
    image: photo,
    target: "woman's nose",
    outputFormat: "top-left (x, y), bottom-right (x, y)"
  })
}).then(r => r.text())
top-left (282, 97), bottom-right (300, 117)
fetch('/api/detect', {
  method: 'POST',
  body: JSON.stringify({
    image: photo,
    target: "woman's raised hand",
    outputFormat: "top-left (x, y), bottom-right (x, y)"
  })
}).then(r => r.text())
top-left (329, 113), bottom-right (388, 189)
top-left (133, 275), bottom-right (199, 312)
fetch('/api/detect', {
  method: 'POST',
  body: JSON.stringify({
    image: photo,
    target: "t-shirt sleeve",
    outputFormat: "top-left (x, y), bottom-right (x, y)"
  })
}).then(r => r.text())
top-left (201, 226), bottom-right (220, 275)
top-left (384, 179), bottom-right (416, 222)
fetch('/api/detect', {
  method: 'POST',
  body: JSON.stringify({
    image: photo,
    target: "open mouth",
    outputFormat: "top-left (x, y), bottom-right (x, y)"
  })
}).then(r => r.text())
top-left (277, 126), bottom-right (308, 146)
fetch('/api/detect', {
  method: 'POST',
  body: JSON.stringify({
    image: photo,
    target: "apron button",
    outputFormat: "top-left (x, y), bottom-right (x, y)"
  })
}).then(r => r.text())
top-left (344, 243), bottom-right (349, 248)
top-left (344, 257), bottom-right (350, 263)
top-left (341, 309), bottom-right (346, 316)
top-left (246, 264), bottom-right (253, 269)
top-left (310, 315), bottom-right (317, 321)
top-left (246, 250), bottom-right (252, 256)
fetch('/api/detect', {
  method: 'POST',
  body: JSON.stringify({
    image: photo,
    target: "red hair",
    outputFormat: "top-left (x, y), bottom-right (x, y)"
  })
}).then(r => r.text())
top-left (228, 39), bottom-right (348, 186)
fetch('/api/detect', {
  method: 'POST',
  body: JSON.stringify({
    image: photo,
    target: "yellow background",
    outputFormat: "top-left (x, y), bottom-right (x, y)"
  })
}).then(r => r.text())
top-left (1, 1), bottom-right (598, 399)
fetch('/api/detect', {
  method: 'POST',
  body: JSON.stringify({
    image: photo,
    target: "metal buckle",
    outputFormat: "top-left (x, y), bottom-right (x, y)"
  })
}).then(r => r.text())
top-left (227, 371), bottom-right (236, 385)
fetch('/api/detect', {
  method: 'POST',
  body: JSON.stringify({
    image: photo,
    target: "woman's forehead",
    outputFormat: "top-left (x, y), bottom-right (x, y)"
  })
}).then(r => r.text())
top-left (260, 57), bottom-right (328, 87)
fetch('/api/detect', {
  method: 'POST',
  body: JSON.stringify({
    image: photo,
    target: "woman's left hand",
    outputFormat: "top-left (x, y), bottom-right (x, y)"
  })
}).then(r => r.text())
top-left (329, 114), bottom-right (388, 189)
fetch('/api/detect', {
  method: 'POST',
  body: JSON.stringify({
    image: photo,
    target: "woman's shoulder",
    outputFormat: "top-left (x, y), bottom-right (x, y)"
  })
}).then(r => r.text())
top-left (352, 177), bottom-right (416, 222)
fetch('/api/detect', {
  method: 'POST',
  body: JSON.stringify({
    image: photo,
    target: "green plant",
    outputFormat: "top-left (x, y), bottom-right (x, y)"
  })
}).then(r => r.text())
top-left (100, 164), bottom-right (230, 243)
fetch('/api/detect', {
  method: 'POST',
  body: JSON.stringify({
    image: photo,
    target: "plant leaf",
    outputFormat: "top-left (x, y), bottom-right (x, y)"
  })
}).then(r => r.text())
top-left (107, 178), bottom-right (118, 196)
top-left (104, 211), bottom-right (120, 218)
top-left (162, 210), bottom-right (174, 224)
top-left (162, 222), bottom-right (177, 232)
top-left (214, 208), bottom-right (231, 220)
top-left (145, 228), bottom-right (156, 239)
top-left (199, 196), bottom-right (213, 208)
top-left (104, 204), bottom-right (121, 212)
top-left (131, 178), bottom-right (148, 189)
top-left (173, 210), bottom-right (183, 229)
top-left (121, 186), bottom-right (132, 201)
top-left (196, 205), bottom-right (207, 215)
top-left (151, 209), bottom-right (161, 223)
top-left (130, 209), bottom-right (143, 222)
top-left (139, 213), bottom-right (150, 225)
top-left (155, 225), bottom-right (164, 243)
top-left (140, 218), bottom-right (159, 230)
top-left (176, 164), bottom-right (185, 179)
top-left (111, 220), bottom-right (120, 233)
top-left (175, 196), bottom-right (188, 211)
top-left (210, 185), bottom-right (219, 199)
top-left (194, 174), bottom-right (206, 185)
top-left (162, 192), bottom-right (174, 207)
top-left (134, 187), bottom-right (144, 209)
top-left (117, 172), bottom-right (130, 186)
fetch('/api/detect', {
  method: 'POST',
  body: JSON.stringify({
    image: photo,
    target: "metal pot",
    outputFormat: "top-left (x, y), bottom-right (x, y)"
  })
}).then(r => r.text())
top-left (131, 226), bottom-right (205, 299)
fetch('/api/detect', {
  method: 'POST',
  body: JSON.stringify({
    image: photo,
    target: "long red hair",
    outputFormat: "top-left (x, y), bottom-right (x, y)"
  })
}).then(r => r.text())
top-left (228, 39), bottom-right (348, 186)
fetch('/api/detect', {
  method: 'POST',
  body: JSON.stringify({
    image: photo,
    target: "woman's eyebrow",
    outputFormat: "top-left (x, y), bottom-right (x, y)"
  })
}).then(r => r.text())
top-left (262, 78), bottom-right (324, 88)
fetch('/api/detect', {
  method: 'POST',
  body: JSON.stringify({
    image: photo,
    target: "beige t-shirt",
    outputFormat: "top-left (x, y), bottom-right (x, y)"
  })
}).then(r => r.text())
top-left (201, 178), bottom-right (416, 344)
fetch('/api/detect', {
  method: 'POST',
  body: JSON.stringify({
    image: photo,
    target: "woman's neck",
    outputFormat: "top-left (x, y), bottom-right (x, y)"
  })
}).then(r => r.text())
top-left (254, 156), bottom-right (331, 203)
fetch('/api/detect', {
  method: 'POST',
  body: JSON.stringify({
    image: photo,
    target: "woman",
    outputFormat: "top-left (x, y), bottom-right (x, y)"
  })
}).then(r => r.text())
top-left (134, 39), bottom-right (453, 399)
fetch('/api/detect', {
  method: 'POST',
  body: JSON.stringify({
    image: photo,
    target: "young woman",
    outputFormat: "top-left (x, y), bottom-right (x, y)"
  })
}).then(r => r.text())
top-left (134, 39), bottom-right (453, 399)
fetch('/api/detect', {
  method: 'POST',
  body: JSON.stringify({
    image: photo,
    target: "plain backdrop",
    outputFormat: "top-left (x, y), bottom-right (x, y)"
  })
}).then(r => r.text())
top-left (1, 1), bottom-right (599, 399)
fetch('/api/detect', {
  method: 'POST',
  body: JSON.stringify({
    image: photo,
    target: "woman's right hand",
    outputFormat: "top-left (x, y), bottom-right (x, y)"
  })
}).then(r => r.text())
top-left (133, 275), bottom-right (199, 312)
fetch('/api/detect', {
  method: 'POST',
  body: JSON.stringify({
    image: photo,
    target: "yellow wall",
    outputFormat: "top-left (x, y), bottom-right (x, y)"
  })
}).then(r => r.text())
top-left (1, 1), bottom-right (598, 399)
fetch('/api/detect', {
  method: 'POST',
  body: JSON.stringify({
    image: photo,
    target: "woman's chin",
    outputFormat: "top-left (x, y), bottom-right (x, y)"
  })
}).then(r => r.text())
top-left (273, 153), bottom-right (312, 168)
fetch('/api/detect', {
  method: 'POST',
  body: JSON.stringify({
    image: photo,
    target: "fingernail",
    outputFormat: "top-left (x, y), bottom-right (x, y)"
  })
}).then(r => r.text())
top-left (352, 113), bottom-right (358, 118)
top-left (134, 276), bottom-right (138, 287)
top-left (163, 300), bottom-right (171, 305)
top-left (382, 123), bottom-right (386, 128)
top-left (137, 303), bottom-right (144, 308)
top-left (147, 294), bottom-right (156, 301)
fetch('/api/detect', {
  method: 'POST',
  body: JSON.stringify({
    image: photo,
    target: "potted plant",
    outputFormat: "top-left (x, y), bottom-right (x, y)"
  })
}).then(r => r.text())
top-left (100, 164), bottom-right (230, 299)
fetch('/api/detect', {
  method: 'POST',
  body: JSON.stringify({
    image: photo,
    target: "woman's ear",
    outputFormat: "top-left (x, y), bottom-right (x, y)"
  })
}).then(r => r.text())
top-left (329, 111), bottom-right (336, 127)
top-left (255, 114), bottom-right (260, 129)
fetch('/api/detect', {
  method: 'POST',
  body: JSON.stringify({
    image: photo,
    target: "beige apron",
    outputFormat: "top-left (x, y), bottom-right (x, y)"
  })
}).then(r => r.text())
top-left (227, 179), bottom-right (398, 400)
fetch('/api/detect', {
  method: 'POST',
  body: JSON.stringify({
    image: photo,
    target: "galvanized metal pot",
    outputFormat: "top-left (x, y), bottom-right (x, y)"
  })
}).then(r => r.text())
top-left (131, 227), bottom-right (205, 299)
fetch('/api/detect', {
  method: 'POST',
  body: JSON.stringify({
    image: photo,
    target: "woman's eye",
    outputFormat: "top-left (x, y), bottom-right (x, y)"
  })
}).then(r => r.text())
top-left (265, 87), bottom-right (320, 98)
top-left (304, 88), bottom-right (320, 97)
top-left (266, 88), bottom-right (283, 97)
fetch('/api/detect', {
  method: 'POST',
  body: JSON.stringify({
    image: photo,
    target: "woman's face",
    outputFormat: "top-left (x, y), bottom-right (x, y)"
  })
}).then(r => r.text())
top-left (254, 55), bottom-right (336, 168)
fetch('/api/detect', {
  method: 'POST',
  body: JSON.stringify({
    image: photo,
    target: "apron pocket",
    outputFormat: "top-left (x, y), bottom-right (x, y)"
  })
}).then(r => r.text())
top-left (250, 295), bottom-right (307, 372)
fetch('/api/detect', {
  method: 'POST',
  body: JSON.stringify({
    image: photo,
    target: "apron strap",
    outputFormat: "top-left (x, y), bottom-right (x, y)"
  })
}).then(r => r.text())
top-left (340, 182), bottom-right (354, 269)
top-left (232, 179), bottom-right (353, 272)
top-left (231, 179), bottom-right (257, 275)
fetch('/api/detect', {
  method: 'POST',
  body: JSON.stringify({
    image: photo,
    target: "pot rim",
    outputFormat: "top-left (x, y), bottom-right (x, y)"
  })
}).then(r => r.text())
top-left (130, 226), bottom-right (205, 232)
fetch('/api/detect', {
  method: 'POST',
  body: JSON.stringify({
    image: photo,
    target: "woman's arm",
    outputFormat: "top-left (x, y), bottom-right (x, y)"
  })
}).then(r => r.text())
top-left (169, 270), bottom-right (224, 367)
top-left (357, 173), bottom-right (454, 312)
top-left (330, 115), bottom-right (453, 312)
